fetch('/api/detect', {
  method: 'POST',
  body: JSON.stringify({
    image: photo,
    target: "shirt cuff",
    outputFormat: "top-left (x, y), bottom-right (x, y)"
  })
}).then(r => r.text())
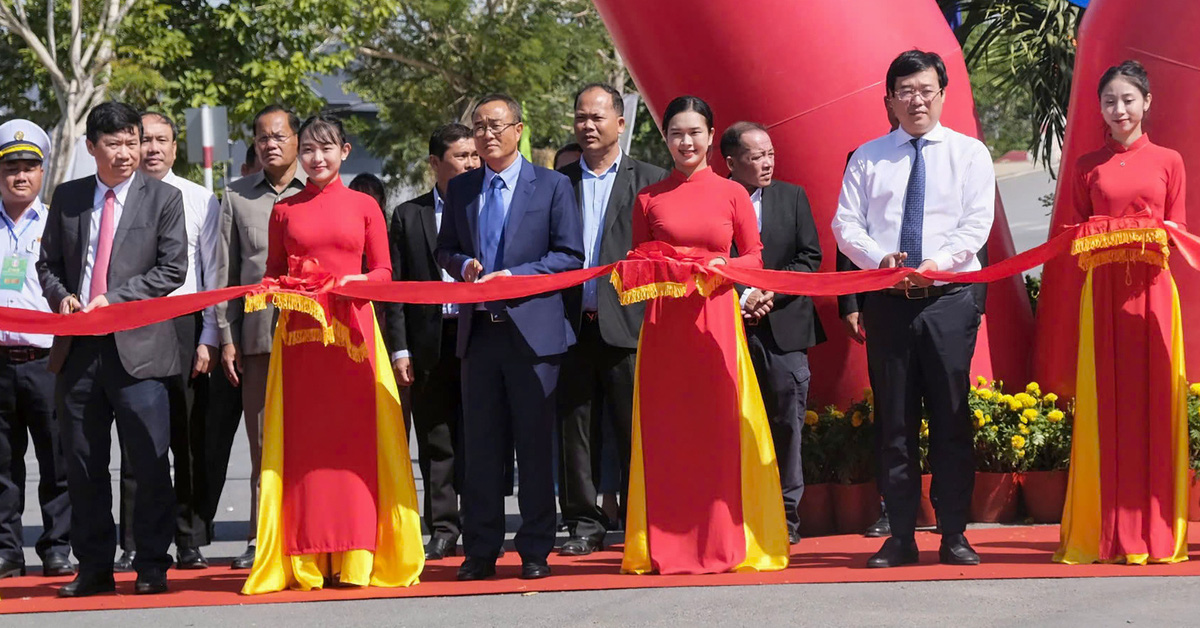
top-left (460, 258), bottom-right (473, 278)
top-left (390, 350), bottom-right (411, 362)
top-left (739, 288), bottom-right (756, 308)
top-left (198, 326), bottom-right (220, 348)
top-left (929, 251), bottom-right (955, 274)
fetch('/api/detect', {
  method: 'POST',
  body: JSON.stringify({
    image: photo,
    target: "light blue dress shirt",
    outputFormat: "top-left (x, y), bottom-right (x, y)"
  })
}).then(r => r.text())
top-left (0, 199), bottom-right (52, 348)
top-left (466, 157), bottom-right (524, 314)
top-left (579, 152), bottom-right (621, 312)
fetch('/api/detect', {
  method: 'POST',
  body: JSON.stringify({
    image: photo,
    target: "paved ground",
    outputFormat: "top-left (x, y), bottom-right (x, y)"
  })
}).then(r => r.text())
top-left (17, 166), bottom-right (1193, 626)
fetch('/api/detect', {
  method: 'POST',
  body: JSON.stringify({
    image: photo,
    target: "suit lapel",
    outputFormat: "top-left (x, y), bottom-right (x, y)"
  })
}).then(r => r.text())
top-left (421, 192), bottom-right (437, 254)
top-left (604, 158), bottom-right (635, 236)
top-left (464, 172), bottom-right (482, 254)
top-left (109, 174), bottom-right (146, 263)
top-left (76, 178), bottom-right (98, 280)
top-left (502, 160), bottom-right (536, 244)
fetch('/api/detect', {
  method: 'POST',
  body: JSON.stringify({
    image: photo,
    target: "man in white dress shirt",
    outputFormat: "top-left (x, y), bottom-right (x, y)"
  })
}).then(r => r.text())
top-left (832, 50), bottom-right (994, 569)
top-left (112, 112), bottom-right (220, 571)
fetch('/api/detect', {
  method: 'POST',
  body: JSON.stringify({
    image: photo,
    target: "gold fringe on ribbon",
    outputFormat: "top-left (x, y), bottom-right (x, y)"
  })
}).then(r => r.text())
top-left (1071, 228), bottom-right (1169, 256)
top-left (1077, 248), bottom-right (1168, 272)
top-left (281, 317), bottom-right (369, 363)
top-left (244, 292), bottom-right (268, 313)
top-left (694, 273), bottom-right (725, 298)
top-left (610, 269), bottom-right (687, 305)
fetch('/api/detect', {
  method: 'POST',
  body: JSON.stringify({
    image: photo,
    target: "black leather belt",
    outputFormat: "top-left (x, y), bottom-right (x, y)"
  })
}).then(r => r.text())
top-left (473, 311), bottom-right (509, 323)
top-left (0, 346), bottom-right (50, 364)
top-left (881, 284), bottom-right (964, 300)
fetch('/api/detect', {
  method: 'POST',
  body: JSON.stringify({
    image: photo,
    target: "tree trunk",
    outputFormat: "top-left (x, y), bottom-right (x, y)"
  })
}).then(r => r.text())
top-left (46, 117), bottom-right (81, 202)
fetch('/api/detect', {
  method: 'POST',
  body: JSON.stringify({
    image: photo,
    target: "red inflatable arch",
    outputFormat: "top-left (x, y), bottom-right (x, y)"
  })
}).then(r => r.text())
top-left (592, 0), bottom-right (1034, 405)
top-left (1033, 0), bottom-right (1200, 395)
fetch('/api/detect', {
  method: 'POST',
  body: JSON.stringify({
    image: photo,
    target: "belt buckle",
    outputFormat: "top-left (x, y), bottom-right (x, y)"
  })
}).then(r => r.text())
top-left (584, 312), bottom-right (598, 322)
top-left (489, 313), bottom-right (504, 323)
top-left (744, 317), bottom-right (760, 327)
top-left (904, 285), bottom-right (927, 300)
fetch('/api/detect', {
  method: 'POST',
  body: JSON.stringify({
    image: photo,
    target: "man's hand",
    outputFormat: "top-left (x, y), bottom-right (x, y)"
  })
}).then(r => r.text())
top-left (909, 259), bottom-right (939, 288)
top-left (879, 252), bottom-right (910, 289)
top-left (392, 357), bottom-right (414, 387)
top-left (842, 312), bottom-right (867, 344)
top-left (478, 270), bottom-right (508, 283)
top-left (221, 343), bottom-right (242, 387)
top-left (463, 259), bottom-right (484, 282)
top-left (742, 289), bottom-right (775, 320)
top-left (81, 294), bottom-right (109, 313)
top-left (193, 344), bottom-right (217, 378)
top-left (59, 295), bottom-right (82, 314)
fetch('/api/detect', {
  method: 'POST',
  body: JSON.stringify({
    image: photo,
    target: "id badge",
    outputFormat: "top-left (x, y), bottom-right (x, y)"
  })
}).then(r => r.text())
top-left (1, 255), bottom-right (29, 291)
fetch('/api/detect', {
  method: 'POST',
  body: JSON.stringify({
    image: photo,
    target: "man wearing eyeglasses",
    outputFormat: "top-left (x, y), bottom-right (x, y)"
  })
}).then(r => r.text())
top-left (832, 50), bottom-right (994, 569)
top-left (436, 93), bottom-right (584, 581)
top-left (208, 104), bottom-right (306, 571)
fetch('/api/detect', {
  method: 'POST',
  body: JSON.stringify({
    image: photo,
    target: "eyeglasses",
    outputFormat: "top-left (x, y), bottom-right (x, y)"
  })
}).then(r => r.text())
top-left (472, 122), bottom-right (518, 137)
top-left (255, 133), bottom-right (295, 146)
top-left (892, 88), bottom-right (944, 104)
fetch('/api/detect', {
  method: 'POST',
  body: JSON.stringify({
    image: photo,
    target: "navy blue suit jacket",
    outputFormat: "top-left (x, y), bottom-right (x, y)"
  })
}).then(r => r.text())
top-left (435, 158), bottom-right (585, 358)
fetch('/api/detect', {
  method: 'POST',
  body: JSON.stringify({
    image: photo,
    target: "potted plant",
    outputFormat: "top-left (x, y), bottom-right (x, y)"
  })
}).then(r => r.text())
top-left (826, 397), bottom-right (880, 534)
top-left (1017, 387), bottom-right (1072, 523)
top-left (969, 378), bottom-right (1023, 523)
top-left (917, 414), bottom-right (936, 528)
top-left (799, 408), bottom-right (836, 537)
top-left (1188, 383), bottom-right (1200, 522)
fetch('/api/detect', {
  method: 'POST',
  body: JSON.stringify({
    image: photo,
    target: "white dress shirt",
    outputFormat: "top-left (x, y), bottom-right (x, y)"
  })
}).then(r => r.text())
top-left (832, 123), bottom-right (995, 277)
top-left (739, 186), bottom-right (765, 307)
top-left (0, 199), bottom-right (52, 348)
top-left (163, 170), bottom-right (221, 347)
top-left (80, 173), bottom-right (136, 304)
top-left (391, 187), bottom-right (458, 363)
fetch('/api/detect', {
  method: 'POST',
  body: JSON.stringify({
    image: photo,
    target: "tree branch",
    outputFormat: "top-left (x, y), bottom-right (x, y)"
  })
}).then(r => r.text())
top-left (356, 46), bottom-right (470, 92)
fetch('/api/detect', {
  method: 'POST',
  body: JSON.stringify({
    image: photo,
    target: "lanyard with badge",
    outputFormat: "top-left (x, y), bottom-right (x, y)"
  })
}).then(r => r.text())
top-left (1, 211), bottom-right (36, 291)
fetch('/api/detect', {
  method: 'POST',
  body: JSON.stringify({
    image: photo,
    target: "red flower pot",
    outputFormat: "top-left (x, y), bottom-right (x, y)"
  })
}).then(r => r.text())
top-left (1189, 470), bottom-right (1200, 523)
top-left (832, 481), bottom-right (881, 534)
top-left (916, 474), bottom-right (937, 528)
top-left (970, 472), bottom-right (1019, 523)
top-left (799, 483), bottom-right (836, 537)
top-left (1019, 470), bottom-right (1068, 523)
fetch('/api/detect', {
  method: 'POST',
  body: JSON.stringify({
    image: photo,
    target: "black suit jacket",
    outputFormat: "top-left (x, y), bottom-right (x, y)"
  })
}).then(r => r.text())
top-left (740, 180), bottom-right (825, 352)
top-left (558, 156), bottom-right (667, 350)
top-left (37, 174), bottom-right (188, 378)
top-left (384, 190), bottom-right (446, 368)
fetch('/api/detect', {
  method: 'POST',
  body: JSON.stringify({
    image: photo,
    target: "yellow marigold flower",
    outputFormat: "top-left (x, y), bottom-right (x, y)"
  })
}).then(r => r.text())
top-left (1022, 408), bottom-right (1038, 420)
top-left (990, 425), bottom-right (998, 433)
top-left (984, 414), bottom-right (992, 425)
top-left (1026, 382), bottom-right (1040, 395)
top-left (1190, 383), bottom-right (1200, 397)
top-left (804, 410), bottom-right (819, 426)
top-left (1008, 399), bottom-right (1023, 412)
top-left (831, 410), bottom-right (845, 420)
top-left (863, 387), bottom-right (874, 404)
top-left (975, 416), bottom-right (985, 429)
top-left (974, 409), bottom-right (984, 420)
top-left (977, 389), bottom-right (994, 400)
top-left (1015, 393), bottom-right (1037, 409)
top-left (1019, 424), bottom-right (1030, 434)
top-left (977, 376), bottom-right (988, 387)
top-left (1011, 435), bottom-right (1026, 449)
top-left (1019, 415), bottom-right (1028, 424)
top-left (1044, 393), bottom-right (1058, 404)
top-left (851, 411), bottom-right (864, 428)
top-left (1047, 410), bottom-right (1064, 423)
top-left (1016, 449), bottom-right (1027, 458)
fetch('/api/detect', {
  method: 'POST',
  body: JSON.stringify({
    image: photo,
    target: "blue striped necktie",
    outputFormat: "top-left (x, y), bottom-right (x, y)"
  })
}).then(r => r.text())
top-left (479, 175), bottom-right (507, 274)
top-left (899, 138), bottom-right (927, 268)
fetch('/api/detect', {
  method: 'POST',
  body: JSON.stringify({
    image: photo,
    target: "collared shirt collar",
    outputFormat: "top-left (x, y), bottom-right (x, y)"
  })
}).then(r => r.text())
top-left (433, 186), bottom-right (444, 212)
top-left (893, 122), bottom-right (947, 147)
top-left (2, 198), bottom-right (44, 226)
top-left (94, 171), bottom-right (136, 206)
top-left (749, 187), bottom-right (763, 204)
top-left (580, 151), bottom-right (622, 178)
top-left (483, 155), bottom-right (524, 191)
top-left (253, 167), bottom-right (307, 194)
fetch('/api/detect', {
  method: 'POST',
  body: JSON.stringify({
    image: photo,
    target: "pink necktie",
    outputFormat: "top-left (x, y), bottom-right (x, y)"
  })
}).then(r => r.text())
top-left (90, 189), bottom-right (116, 300)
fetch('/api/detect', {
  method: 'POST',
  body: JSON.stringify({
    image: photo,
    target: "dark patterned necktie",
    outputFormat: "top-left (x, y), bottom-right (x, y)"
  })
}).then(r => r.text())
top-left (899, 138), bottom-right (927, 268)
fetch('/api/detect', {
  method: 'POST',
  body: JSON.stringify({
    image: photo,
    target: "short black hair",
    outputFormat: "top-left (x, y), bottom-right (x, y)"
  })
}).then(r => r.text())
top-left (244, 143), bottom-right (257, 167)
top-left (661, 95), bottom-right (714, 134)
top-left (554, 142), bottom-right (583, 165)
top-left (574, 83), bottom-right (625, 116)
top-left (140, 111), bottom-right (178, 141)
top-left (253, 104), bottom-right (301, 137)
top-left (719, 121), bottom-right (768, 159)
top-left (885, 49), bottom-right (948, 94)
top-left (474, 93), bottom-right (523, 124)
top-left (429, 123), bottom-right (473, 159)
top-left (86, 102), bottom-right (142, 144)
top-left (298, 114), bottom-right (347, 146)
top-left (348, 173), bottom-right (387, 213)
top-left (1098, 59), bottom-right (1151, 99)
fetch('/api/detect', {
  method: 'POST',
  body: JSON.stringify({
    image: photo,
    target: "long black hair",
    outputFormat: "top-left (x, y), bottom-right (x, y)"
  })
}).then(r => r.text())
top-left (661, 95), bottom-right (714, 134)
top-left (1097, 60), bottom-right (1150, 99)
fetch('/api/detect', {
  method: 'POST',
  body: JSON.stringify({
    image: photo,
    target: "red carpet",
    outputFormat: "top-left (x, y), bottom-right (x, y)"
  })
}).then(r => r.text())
top-left (3, 525), bottom-right (1199, 614)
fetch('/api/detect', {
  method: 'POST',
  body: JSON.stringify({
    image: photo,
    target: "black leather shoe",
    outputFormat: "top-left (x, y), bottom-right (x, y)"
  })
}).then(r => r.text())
top-left (135, 570), bottom-right (168, 594)
top-left (42, 551), bottom-right (75, 577)
top-left (864, 512), bottom-right (891, 538)
top-left (176, 546), bottom-right (209, 570)
top-left (788, 530), bottom-right (802, 545)
top-left (457, 557), bottom-right (496, 581)
top-left (939, 534), bottom-right (981, 566)
top-left (558, 536), bottom-right (602, 557)
top-left (520, 560), bottom-right (551, 580)
top-left (424, 537), bottom-right (458, 560)
top-left (114, 550), bottom-right (136, 573)
top-left (231, 545), bottom-right (256, 570)
top-left (58, 572), bottom-right (116, 597)
top-left (0, 557), bottom-right (26, 579)
top-left (866, 537), bottom-right (919, 568)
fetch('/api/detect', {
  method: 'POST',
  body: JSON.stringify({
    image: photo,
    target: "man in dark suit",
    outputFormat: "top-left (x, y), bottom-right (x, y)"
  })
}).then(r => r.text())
top-left (385, 123), bottom-right (479, 560)
top-left (436, 93), bottom-right (584, 581)
top-left (37, 102), bottom-right (188, 596)
top-left (721, 121), bottom-right (824, 546)
top-left (555, 83), bottom-right (665, 556)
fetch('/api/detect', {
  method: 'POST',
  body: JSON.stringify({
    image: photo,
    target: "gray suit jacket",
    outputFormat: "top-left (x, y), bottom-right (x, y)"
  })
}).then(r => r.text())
top-left (37, 174), bottom-right (188, 378)
top-left (214, 171), bottom-right (304, 356)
